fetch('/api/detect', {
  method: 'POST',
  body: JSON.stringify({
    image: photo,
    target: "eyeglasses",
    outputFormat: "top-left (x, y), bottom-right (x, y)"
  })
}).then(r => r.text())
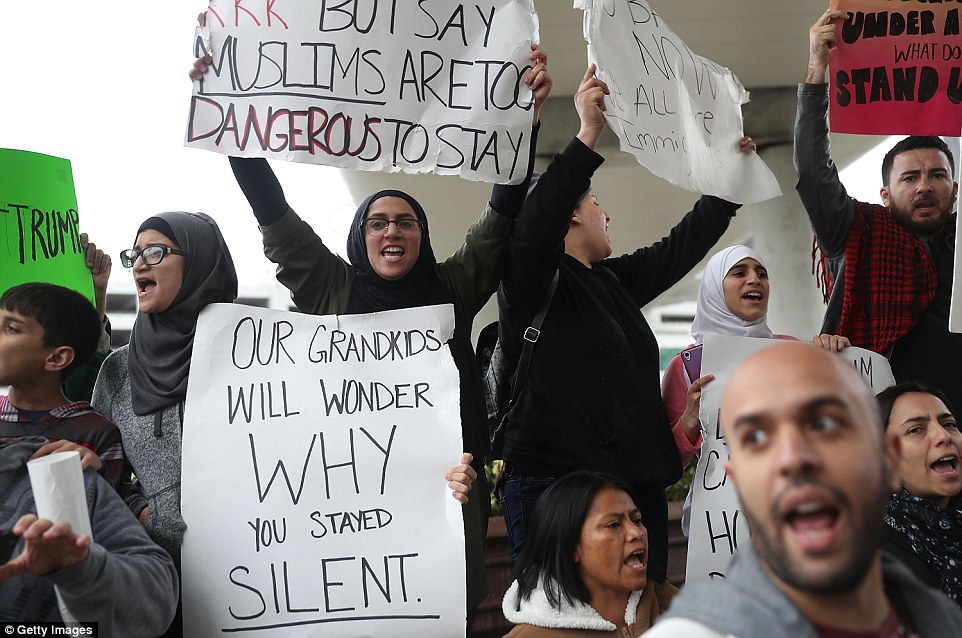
top-left (361, 218), bottom-right (424, 237)
top-left (119, 245), bottom-right (184, 268)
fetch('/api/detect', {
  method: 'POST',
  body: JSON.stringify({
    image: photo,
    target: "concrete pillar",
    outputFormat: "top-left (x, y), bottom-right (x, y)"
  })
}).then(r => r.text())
top-left (739, 143), bottom-right (826, 340)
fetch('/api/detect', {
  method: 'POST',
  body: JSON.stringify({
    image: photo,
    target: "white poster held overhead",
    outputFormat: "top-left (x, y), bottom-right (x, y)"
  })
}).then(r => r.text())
top-left (575, 1), bottom-right (781, 204)
top-left (686, 334), bottom-right (895, 583)
top-left (185, 0), bottom-right (539, 184)
top-left (181, 303), bottom-right (466, 638)
top-left (950, 128), bottom-right (962, 333)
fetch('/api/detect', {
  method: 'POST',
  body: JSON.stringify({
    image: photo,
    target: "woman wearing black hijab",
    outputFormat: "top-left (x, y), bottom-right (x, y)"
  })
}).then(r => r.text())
top-left (92, 211), bottom-right (238, 636)
top-left (218, 47), bottom-right (550, 627)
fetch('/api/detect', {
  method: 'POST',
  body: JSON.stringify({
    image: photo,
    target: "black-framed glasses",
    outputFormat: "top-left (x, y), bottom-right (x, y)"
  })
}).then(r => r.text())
top-left (119, 245), bottom-right (184, 268)
top-left (361, 218), bottom-right (424, 237)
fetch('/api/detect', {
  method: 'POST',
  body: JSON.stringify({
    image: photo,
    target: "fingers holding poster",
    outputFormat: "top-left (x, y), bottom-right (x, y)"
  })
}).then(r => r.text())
top-left (575, 0), bottom-right (780, 204)
top-left (185, 0), bottom-right (539, 184)
top-left (181, 303), bottom-right (466, 638)
top-left (828, 0), bottom-right (962, 135)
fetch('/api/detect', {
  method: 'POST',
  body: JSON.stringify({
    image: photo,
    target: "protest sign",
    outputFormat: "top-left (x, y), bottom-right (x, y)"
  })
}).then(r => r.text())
top-left (685, 334), bottom-right (895, 583)
top-left (952, 141), bottom-right (962, 334)
top-left (828, 0), bottom-right (962, 136)
top-left (181, 303), bottom-right (466, 638)
top-left (0, 149), bottom-right (93, 302)
top-left (185, 0), bottom-right (539, 184)
top-left (574, 0), bottom-right (780, 204)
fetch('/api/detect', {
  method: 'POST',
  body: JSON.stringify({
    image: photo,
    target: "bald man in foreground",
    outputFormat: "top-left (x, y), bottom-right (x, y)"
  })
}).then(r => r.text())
top-left (646, 342), bottom-right (961, 637)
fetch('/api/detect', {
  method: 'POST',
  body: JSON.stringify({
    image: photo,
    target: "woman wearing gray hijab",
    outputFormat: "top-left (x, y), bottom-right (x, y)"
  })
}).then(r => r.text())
top-left (92, 212), bottom-right (237, 592)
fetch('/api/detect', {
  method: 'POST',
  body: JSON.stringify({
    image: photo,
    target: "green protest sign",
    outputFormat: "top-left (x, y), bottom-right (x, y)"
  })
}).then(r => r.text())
top-left (0, 148), bottom-right (93, 303)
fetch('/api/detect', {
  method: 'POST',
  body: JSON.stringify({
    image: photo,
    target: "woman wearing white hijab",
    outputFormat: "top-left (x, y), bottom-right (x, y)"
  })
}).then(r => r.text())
top-left (660, 244), bottom-right (849, 534)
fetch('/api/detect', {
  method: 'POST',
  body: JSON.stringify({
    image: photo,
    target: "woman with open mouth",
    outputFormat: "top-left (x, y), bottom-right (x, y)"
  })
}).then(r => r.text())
top-left (876, 382), bottom-right (962, 608)
top-left (661, 244), bottom-right (851, 536)
top-left (501, 471), bottom-right (676, 637)
top-left (194, 43), bottom-right (552, 633)
top-left (93, 211), bottom-right (239, 637)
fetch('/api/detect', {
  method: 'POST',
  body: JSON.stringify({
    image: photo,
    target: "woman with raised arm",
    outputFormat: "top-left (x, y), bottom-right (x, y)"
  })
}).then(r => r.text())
top-left (494, 65), bottom-right (757, 583)
top-left (192, 44), bottom-right (552, 629)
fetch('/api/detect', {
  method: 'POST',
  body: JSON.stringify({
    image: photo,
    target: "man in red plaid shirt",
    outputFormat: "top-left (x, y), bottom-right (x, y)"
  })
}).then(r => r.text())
top-left (795, 8), bottom-right (960, 412)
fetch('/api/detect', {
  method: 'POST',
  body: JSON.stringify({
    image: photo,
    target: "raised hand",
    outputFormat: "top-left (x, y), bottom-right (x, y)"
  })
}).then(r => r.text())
top-left (574, 64), bottom-right (610, 150)
top-left (807, 8), bottom-right (848, 84)
top-left (525, 44), bottom-right (553, 125)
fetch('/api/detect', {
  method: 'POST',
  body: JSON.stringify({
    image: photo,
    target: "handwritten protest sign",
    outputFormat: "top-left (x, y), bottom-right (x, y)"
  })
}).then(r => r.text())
top-left (952, 155), bottom-right (962, 334)
top-left (828, 0), bottom-right (962, 136)
top-left (0, 149), bottom-right (93, 302)
top-left (185, 0), bottom-right (538, 184)
top-left (181, 303), bottom-right (466, 637)
top-left (686, 334), bottom-right (895, 582)
top-left (574, 0), bottom-right (780, 204)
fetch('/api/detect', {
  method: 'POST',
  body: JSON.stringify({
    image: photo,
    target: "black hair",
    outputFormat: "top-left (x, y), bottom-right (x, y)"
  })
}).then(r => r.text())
top-left (0, 283), bottom-right (101, 380)
top-left (876, 381), bottom-right (955, 433)
top-left (881, 137), bottom-right (955, 186)
top-left (515, 470), bottom-right (636, 609)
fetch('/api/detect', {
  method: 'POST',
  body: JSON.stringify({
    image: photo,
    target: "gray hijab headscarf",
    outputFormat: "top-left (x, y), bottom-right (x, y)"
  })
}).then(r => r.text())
top-left (127, 212), bottom-right (237, 417)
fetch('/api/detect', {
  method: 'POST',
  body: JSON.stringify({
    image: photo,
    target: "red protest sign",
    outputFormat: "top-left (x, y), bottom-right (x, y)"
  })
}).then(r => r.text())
top-left (828, 0), bottom-right (962, 136)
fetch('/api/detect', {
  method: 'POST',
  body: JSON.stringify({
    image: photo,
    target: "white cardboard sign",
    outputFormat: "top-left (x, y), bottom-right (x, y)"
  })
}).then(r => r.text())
top-left (950, 129), bottom-right (962, 333)
top-left (575, 0), bottom-right (781, 204)
top-left (181, 303), bottom-right (466, 637)
top-left (685, 334), bottom-right (895, 582)
top-left (185, 0), bottom-right (539, 184)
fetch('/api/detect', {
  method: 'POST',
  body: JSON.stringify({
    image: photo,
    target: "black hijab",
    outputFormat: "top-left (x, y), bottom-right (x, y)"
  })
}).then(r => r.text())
top-left (343, 190), bottom-right (488, 464)
top-left (127, 212), bottom-right (238, 416)
top-left (345, 190), bottom-right (450, 313)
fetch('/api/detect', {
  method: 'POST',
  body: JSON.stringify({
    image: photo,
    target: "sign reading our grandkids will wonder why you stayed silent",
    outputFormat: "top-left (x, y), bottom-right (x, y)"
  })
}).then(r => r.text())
top-left (180, 303), bottom-right (466, 638)
top-left (686, 334), bottom-right (895, 583)
top-left (828, 0), bottom-right (962, 136)
top-left (0, 148), bottom-right (94, 303)
top-left (574, 0), bottom-right (781, 204)
top-left (185, 0), bottom-right (539, 184)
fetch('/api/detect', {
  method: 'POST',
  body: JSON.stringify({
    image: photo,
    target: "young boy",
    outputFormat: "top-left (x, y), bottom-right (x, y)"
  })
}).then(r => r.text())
top-left (0, 282), bottom-right (126, 489)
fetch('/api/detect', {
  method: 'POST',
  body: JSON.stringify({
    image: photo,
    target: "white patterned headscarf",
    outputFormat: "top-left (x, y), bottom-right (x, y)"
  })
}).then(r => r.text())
top-left (690, 245), bottom-right (774, 344)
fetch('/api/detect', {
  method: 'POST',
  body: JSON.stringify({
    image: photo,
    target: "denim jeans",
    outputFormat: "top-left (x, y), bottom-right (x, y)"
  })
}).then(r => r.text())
top-left (496, 468), bottom-right (556, 563)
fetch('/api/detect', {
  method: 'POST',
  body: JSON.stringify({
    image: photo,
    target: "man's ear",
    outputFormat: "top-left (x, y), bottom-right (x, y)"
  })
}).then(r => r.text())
top-left (44, 346), bottom-right (75, 374)
top-left (880, 185), bottom-right (891, 208)
top-left (883, 431), bottom-right (901, 493)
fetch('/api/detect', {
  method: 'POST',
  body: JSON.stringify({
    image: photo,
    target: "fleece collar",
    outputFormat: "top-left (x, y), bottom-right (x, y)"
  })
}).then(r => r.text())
top-left (502, 579), bottom-right (642, 631)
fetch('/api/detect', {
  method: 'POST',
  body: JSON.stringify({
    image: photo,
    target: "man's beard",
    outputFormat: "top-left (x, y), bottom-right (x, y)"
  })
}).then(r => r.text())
top-left (741, 474), bottom-right (888, 596)
top-left (889, 200), bottom-right (951, 237)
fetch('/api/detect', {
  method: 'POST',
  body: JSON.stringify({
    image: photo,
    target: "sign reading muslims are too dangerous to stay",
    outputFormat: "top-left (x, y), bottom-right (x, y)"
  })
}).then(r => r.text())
top-left (185, 0), bottom-right (539, 184)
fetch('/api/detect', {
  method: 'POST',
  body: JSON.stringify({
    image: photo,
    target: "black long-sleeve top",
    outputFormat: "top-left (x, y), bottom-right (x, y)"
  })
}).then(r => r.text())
top-left (498, 138), bottom-right (738, 489)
